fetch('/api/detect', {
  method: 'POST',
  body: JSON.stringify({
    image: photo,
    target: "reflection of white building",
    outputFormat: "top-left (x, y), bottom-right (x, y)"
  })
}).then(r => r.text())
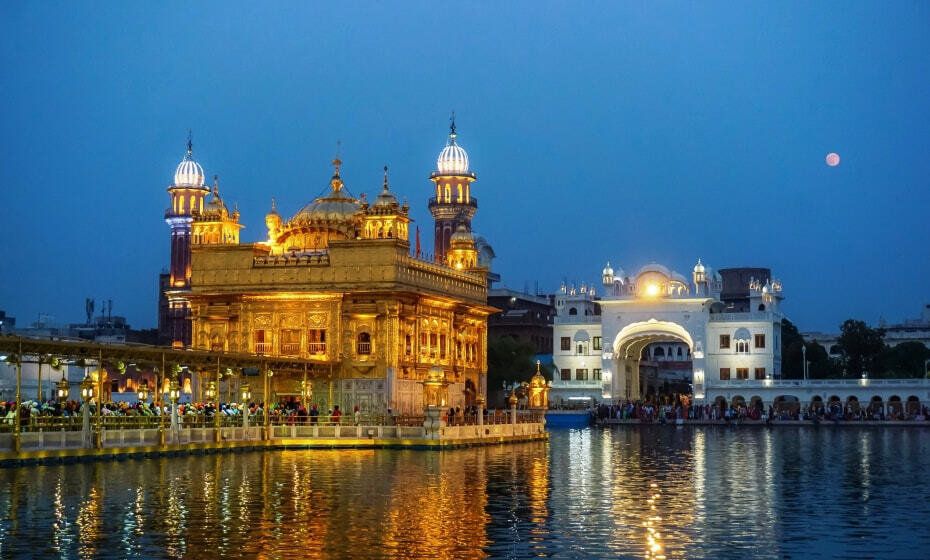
top-left (551, 260), bottom-right (785, 405)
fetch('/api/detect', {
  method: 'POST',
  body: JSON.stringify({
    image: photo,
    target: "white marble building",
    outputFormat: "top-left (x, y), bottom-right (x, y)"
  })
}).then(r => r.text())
top-left (551, 260), bottom-right (785, 406)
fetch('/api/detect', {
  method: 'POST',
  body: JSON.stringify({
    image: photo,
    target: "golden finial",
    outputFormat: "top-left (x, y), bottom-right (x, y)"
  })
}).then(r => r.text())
top-left (382, 165), bottom-right (389, 191)
top-left (213, 174), bottom-right (219, 196)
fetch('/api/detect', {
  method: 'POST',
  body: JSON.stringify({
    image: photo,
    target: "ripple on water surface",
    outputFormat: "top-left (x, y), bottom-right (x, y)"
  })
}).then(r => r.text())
top-left (0, 426), bottom-right (929, 559)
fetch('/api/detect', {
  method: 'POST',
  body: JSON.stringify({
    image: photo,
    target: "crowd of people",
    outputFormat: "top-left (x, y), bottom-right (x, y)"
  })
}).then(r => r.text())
top-left (593, 396), bottom-right (930, 424)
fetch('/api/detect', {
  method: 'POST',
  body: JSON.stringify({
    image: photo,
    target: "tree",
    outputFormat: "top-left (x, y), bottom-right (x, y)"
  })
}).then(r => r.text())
top-left (878, 342), bottom-right (930, 378)
top-left (780, 319), bottom-right (804, 378)
top-left (806, 342), bottom-right (841, 378)
top-left (781, 319), bottom-right (841, 379)
top-left (487, 335), bottom-right (540, 392)
top-left (836, 319), bottom-right (886, 378)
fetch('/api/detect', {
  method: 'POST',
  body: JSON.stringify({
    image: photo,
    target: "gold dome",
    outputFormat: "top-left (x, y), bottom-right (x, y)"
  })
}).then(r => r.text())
top-left (292, 158), bottom-right (361, 224)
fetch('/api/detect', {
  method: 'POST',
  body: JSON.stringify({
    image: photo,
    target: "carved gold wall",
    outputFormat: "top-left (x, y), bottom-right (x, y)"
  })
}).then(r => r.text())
top-left (186, 238), bottom-right (493, 414)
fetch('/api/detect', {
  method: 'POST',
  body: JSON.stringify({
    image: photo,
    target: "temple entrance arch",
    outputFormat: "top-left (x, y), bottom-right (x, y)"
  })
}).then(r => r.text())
top-left (609, 319), bottom-right (699, 402)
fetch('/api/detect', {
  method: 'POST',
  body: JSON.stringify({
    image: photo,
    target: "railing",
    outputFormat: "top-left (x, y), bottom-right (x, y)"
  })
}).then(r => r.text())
top-left (308, 342), bottom-right (326, 355)
top-left (427, 196), bottom-right (478, 208)
top-left (554, 315), bottom-right (602, 325)
top-left (356, 342), bottom-right (371, 355)
top-left (254, 342), bottom-right (272, 354)
top-left (280, 342), bottom-right (301, 355)
top-left (252, 253), bottom-right (330, 267)
top-left (711, 378), bottom-right (930, 388)
top-left (709, 312), bottom-right (773, 322)
top-left (552, 379), bottom-right (603, 387)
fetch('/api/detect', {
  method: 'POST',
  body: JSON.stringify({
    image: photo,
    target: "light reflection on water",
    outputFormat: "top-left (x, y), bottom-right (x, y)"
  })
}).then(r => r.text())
top-left (0, 427), bottom-right (929, 559)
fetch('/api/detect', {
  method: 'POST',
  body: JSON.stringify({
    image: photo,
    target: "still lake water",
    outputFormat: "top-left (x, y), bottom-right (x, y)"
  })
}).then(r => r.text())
top-left (1, 426), bottom-right (929, 559)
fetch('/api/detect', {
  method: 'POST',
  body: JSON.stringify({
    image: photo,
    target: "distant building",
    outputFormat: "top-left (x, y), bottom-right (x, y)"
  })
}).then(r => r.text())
top-left (0, 310), bottom-right (14, 334)
top-left (803, 304), bottom-right (930, 357)
top-left (487, 288), bottom-right (554, 355)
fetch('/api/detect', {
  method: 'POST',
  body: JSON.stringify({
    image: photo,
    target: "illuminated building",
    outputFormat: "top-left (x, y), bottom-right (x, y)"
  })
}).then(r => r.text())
top-left (158, 136), bottom-right (245, 346)
top-left (552, 260), bottom-right (787, 406)
top-left (180, 131), bottom-right (494, 414)
top-left (429, 118), bottom-right (477, 260)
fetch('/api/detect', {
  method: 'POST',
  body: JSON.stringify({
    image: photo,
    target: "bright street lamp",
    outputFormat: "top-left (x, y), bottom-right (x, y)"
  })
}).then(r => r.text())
top-left (137, 380), bottom-right (149, 403)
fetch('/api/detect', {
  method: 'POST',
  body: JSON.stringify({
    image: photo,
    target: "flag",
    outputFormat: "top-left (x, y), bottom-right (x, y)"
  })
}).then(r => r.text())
top-left (415, 226), bottom-right (421, 258)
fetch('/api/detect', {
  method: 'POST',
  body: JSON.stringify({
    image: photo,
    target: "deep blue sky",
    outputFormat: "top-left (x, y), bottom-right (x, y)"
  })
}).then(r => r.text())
top-left (1, 2), bottom-right (928, 333)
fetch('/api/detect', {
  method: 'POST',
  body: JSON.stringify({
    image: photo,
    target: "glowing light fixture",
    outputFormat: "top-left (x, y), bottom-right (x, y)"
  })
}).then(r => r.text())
top-left (646, 283), bottom-right (660, 297)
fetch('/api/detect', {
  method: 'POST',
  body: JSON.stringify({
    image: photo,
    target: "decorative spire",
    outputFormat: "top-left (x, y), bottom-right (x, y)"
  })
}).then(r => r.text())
top-left (213, 174), bottom-right (219, 197)
top-left (382, 165), bottom-right (389, 192)
top-left (270, 197), bottom-right (277, 212)
top-left (449, 110), bottom-right (456, 137)
top-left (186, 129), bottom-right (193, 158)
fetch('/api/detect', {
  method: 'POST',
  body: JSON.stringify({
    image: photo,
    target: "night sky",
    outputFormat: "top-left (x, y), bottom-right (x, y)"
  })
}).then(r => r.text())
top-left (1, 2), bottom-right (928, 333)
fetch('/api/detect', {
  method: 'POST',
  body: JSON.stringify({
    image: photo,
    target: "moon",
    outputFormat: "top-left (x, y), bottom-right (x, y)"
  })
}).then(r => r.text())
top-left (826, 153), bottom-right (840, 167)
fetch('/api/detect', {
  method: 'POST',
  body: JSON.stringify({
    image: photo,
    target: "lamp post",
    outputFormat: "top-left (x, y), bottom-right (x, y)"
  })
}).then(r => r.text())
top-left (301, 380), bottom-right (312, 405)
top-left (241, 381), bottom-right (251, 431)
top-left (204, 381), bottom-right (216, 402)
top-left (214, 358), bottom-right (222, 443)
top-left (136, 379), bottom-right (149, 403)
top-left (80, 374), bottom-right (95, 449)
top-left (169, 378), bottom-right (181, 443)
top-left (56, 373), bottom-right (70, 401)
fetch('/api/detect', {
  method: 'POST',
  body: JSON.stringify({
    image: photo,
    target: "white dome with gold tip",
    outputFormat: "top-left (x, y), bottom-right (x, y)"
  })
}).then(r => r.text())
top-left (436, 122), bottom-right (469, 175)
top-left (174, 139), bottom-right (205, 187)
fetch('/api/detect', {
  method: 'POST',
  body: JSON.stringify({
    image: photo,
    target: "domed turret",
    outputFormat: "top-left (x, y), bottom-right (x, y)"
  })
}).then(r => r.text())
top-left (373, 166), bottom-right (399, 209)
top-left (449, 224), bottom-right (474, 246)
top-left (265, 197), bottom-right (282, 239)
top-left (202, 176), bottom-right (229, 218)
top-left (429, 114), bottom-right (479, 260)
top-left (602, 261), bottom-right (615, 285)
top-left (174, 137), bottom-right (205, 187)
top-left (446, 225), bottom-right (479, 270)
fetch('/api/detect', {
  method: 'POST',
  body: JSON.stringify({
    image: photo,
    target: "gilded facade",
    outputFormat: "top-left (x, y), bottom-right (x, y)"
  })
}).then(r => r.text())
top-left (180, 127), bottom-right (494, 414)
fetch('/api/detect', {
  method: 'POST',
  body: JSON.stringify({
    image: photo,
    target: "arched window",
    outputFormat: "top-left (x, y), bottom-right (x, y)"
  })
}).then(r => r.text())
top-left (758, 304), bottom-right (766, 311)
top-left (357, 332), bottom-right (371, 355)
top-left (568, 307), bottom-right (578, 315)
top-left (444, 183), bottom-right (451, 202)
top-left (653, 347), bottom-right (665, 357)
top-left (677, 347), bottom-right (683, 357)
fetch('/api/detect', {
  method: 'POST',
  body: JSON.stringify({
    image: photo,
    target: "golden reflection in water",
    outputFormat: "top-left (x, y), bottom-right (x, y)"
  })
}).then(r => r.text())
top-left (606, 428), bottom-right (697, 558)
top-left (75, 467), bottom-right (102, 558)
top-left (644, 483), bottom-right (666, 560)
top-left (380, 449), bottom-right (491, 559)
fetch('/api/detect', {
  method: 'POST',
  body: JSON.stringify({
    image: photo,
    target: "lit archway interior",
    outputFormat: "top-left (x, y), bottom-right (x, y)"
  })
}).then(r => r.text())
top-left (610, 319), bottom-right (695, 401)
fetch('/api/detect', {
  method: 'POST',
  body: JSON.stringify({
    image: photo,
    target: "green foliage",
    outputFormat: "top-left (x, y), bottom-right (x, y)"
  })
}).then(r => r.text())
top-left (783, 318), bottom-right (928, 379)
top-left (487, 336), bottom-right (539, 391)
top-left (836, 319), bottom-right (886, 378)
top-left (877, 342), bottom-right (930, 378)
top-left (780, 319), bottom-right (804, 378)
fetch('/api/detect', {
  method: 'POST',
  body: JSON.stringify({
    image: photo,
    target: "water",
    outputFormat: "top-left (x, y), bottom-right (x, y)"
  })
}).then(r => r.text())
top-left (1, 426), bottom-right (929, 559)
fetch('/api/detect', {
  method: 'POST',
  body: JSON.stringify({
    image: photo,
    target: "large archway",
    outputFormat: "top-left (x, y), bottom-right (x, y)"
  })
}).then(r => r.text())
top-left (610, 319), bottom-right (697, 402)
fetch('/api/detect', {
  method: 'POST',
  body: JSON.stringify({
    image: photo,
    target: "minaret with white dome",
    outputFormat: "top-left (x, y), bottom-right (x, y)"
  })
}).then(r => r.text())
top-left (162, 132), bottom-right (210, 346)
top-left (428, 114), bottom-right (477, 261)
